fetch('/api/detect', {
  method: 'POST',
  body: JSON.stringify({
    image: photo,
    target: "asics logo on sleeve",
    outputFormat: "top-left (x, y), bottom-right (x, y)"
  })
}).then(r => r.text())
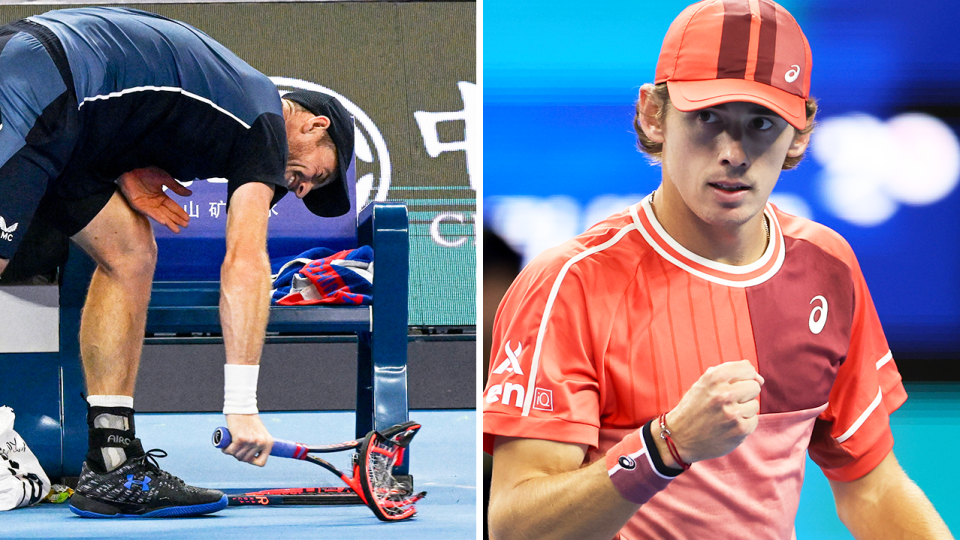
top-left (809, 295), bottom-right (828, 334)
top-left (492, 341), bottom-right (523, 376)
top-left (785, 65), bottom-right (801, 83)
top-left (0, 217), bottom-right (18, 241)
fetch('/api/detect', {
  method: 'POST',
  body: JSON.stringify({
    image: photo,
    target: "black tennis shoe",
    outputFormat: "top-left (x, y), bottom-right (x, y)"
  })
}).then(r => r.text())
top-left (69, 440), bottom-right (227, 518)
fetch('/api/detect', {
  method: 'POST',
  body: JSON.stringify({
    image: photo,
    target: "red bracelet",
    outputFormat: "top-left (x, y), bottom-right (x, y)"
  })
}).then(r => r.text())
top-left (658, 413), bottom-right (691, 470)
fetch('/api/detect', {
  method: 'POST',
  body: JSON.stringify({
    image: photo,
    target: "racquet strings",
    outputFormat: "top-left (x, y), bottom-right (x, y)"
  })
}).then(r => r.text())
top-left (363, 433), bottom-right (426, 519)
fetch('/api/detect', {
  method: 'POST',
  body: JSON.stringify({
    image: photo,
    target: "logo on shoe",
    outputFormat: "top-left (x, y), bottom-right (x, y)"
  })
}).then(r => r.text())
top-left (106, 435), bottom-right (131, 446)
top-left (124, 475), bottom-right (151, 492)
top-left (0, 217), bottom-right (17, 241)
top-left (618, 456), bottom-right (636, 470)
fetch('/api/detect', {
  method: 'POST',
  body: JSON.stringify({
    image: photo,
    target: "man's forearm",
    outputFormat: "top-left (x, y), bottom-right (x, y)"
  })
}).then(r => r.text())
top-left (838, 476), bottom-right (952, 539)
top-left (490, 458), bottom-right (639, 540)
top-left (489, 436), bottom-right (646, 540)
top-left (215, 181), bottom-right (275, 466)
top-left (219, 248), bottom-right (271, 366)
top-left (831, 453), bottom-right (953, 540)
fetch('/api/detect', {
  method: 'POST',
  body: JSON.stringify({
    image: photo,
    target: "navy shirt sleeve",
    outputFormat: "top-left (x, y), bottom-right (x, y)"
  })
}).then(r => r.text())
top-left (226, 112), bottom-right (289, 209)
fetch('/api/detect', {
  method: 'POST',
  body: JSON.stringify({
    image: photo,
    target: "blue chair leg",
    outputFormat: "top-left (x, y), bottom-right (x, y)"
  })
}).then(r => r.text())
top-left (355, 332), bottom-right (374, 438)
top-left (356, 329), bottom-right (411, 477)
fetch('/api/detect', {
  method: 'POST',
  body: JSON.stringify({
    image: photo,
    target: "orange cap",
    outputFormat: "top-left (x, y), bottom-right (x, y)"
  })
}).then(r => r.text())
top-left (656, 0), bottom-right (812, 130)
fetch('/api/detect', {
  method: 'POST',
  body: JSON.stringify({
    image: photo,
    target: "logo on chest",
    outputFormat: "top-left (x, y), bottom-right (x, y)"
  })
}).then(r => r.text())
top-left (809, 295), bottom-right (828, 334)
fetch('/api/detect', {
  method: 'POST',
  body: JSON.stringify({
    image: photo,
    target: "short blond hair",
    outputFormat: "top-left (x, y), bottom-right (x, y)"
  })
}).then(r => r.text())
top-left (634, 83), bottom-right (818, 170)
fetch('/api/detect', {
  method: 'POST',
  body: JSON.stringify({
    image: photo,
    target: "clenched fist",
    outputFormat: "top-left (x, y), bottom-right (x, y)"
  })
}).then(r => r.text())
top-left (657, 360), bottom-right (764, 467)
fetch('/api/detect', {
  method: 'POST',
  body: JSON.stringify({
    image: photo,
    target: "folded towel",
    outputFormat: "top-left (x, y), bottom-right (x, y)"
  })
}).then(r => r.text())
top-left (271, 246), bottom-right (373, 306)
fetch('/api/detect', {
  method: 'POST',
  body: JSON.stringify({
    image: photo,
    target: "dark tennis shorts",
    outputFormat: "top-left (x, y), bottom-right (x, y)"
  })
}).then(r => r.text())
top-left (0, 19), bottom-right (116, 267)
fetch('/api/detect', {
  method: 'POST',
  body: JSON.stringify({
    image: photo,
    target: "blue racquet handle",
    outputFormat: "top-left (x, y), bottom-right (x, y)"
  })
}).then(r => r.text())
top-left (212, 427), bottom-right (306, 459)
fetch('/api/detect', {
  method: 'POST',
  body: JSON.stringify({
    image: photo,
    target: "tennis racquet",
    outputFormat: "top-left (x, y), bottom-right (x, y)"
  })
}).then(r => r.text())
top-left (227, 486), bottom-right (361, 506)
top-left (213, 421), bottom-right (426, 521)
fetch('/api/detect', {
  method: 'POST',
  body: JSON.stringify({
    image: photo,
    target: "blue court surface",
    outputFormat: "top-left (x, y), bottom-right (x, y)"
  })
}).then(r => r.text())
top-left (1, 409), bottom-right (476, 539)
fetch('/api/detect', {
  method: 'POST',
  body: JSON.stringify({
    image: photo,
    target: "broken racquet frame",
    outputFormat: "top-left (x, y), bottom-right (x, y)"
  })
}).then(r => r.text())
top-left (212, 421), bottom-right (426, 521)
top-left (227, 486), bottom-right (361, 506)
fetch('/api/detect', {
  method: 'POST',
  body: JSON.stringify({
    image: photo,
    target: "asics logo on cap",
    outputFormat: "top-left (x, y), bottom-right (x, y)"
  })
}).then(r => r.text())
top-left (785, 65), bottom-right (801, 83)
top-left (654, 0), bottom-right (811, 130)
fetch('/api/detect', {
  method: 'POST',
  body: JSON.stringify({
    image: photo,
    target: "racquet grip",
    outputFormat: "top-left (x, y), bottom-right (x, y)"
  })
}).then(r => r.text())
top-left (212, 427), bottom-right (308, 459)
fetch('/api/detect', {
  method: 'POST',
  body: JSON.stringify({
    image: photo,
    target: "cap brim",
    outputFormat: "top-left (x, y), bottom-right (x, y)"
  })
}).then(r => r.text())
top-left (302, 148), bottom-right (351, 217)
top-left (667, 79), bottom-right (807, 130)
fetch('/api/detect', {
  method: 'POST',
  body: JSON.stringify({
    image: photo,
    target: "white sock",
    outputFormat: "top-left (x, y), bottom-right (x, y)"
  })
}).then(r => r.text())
top-left (86, 395), bottom-right (134, 409)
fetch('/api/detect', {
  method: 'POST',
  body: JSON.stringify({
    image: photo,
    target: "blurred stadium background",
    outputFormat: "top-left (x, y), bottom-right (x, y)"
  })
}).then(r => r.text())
top-left (485, 0), bottom-right (960, 366)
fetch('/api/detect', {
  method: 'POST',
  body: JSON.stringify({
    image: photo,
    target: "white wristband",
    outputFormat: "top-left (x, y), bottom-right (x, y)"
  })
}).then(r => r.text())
top-left (223, 364), bottom-right (259, 415)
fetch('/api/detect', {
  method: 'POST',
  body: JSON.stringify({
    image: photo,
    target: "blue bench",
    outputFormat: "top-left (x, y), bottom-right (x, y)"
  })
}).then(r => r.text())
top-left (4, 157), bottom-right (411, 480)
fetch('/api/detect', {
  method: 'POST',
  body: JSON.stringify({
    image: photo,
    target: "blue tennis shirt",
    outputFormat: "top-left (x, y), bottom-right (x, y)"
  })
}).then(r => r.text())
top-left (29, 7), bottom-right (288, 202)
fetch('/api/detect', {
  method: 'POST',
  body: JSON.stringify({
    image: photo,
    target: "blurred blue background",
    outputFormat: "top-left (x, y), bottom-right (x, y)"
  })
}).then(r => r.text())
top-left (484, 0), bottom-right (960, 357)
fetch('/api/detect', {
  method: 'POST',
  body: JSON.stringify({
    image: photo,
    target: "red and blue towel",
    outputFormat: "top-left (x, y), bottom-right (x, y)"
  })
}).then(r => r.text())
top-left (270, 246), bottom-right (373, 306)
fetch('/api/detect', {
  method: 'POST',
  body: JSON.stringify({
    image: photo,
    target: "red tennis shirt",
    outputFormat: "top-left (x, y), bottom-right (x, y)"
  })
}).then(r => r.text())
top-left (483, 198), bottom-right (907, 539)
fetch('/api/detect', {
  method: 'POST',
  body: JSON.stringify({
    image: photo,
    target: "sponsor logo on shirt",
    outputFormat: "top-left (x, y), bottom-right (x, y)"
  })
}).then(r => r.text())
top-left (486, 341), bottom-right (553, 411)
top-left (485, 381), bottom-right (526, 408)
top-left (485, 383), bottom-right (554, 412)
top-left (809, 295), bottom-right (828, 334)
top-left (0, 217), bottom-right (18, 241)
top-left (492, 341), bottom-right (523, 376)
top-left (532, 388), bottom-right (553, 411)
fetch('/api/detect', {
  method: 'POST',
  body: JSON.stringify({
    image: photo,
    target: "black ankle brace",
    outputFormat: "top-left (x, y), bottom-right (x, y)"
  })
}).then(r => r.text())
top-left (86, 405), bottom-right (137, 472)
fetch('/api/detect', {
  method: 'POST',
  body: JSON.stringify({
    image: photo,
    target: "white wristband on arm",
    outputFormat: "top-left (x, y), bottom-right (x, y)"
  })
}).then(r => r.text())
top-left (223, 364), bottom-right (260, 415)
top-left (606, 420), bottom-right (683, 505)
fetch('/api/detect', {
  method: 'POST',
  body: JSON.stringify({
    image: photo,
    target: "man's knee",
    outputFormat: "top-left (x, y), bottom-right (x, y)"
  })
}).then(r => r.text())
top-left (0, 258), bottom-right (8, 276)
top-left (92, 214), bottom-right (157, 281)
top-left (100, 228), bottom-right (157, 280)
top-left (75, 192), bottom-right (158, 280)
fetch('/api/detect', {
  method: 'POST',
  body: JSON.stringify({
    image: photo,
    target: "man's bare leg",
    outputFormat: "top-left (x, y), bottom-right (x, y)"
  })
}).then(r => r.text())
top-left (71, 191), bottom-right (157, 398)
top-left (68, 191), bottom-right (156, 473)
top-left (67, 190), bottom-right (227, 518)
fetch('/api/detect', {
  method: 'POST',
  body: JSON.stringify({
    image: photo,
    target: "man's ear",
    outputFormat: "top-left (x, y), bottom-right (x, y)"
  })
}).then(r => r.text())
top-left (638, 84), bottom-right (666, 144)
top-left (786, 129), bottom-right (811, 158)
top-left (302, 115), bottom-right (331, 134)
